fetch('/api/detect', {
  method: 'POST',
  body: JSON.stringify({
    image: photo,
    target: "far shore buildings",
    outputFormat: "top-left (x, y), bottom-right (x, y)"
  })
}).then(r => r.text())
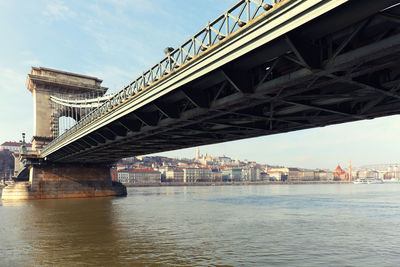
top-left (0, 142), bottom-right (32, 152)
top-left (108, 148), bottom-right (400, 185)
top-left (267, 167), bottom-right (333, 181)
top-left (0, 141), bottom-right (33, 179)
top-left (2, 138), bottom-right (399, 183)
top-left (166, 169), bottom-right (184, 183)
top-left (115, 164), bottom-right (337, 184)
top-left (117, 169), bottom-right (161, 185)
top-left (222, 168), bottom-right (242, 181)
top-left (333, 165), bottom-right (348, 180)
top-left (183, 168), bottom-right (212, 182)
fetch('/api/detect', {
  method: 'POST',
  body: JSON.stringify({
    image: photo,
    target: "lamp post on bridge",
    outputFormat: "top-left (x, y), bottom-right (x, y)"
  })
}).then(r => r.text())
top-left (19, 133), bottom-right (27, 155)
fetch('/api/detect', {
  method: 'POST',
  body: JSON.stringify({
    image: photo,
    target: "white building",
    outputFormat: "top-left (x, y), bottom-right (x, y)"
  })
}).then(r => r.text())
top-left (118, 169), bottom-right (161, 185)
top-left (242, 167), bottom-right (261, 181)
top-left (316, 170), bottom-right (334, 181)
top-left (0, 142), bottom-right (32, 152)
top-left (217, 156), bottom-right (232, 165)
top-left (183, 168), bottom-right (212, 183)
top-left (357, 169), bottom-right (379, 179)
top-left (221, 168), bottom-right (242, 181)
top-left (268, 171), bottom-right (284, 181)
top-left (166, 169), bottom-right (184, 182)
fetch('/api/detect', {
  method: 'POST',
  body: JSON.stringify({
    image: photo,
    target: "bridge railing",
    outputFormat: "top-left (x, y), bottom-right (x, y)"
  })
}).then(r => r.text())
top-left (42, 0), bottom-right (283, 153)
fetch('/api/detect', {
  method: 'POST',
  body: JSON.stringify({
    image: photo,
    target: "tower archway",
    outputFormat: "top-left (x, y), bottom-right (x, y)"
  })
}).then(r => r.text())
top-left (26, 67), bottom-right (108, 150)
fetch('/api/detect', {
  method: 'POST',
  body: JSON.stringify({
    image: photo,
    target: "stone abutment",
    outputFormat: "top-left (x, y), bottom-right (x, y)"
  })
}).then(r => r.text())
top-left (1, 163), bottom-right (126, 200)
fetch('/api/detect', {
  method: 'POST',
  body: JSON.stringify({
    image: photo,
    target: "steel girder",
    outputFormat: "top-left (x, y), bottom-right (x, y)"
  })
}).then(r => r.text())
top-left (42, 0), bottom-right (400, 163)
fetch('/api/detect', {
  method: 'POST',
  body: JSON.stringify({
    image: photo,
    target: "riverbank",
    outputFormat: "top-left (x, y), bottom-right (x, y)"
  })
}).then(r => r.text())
top-left (125, 181), bottom-right (352, 187)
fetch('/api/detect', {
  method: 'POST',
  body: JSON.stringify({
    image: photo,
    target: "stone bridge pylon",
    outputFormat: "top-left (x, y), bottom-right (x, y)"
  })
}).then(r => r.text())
top-left (26, 67), bottom-right (107, 150)
top-left (1, 67), bottom-right (126, 200)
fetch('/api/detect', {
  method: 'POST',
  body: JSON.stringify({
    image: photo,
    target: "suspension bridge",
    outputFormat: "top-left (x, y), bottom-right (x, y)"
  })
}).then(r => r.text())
top-left (3, 0), bottom-right (400, 199)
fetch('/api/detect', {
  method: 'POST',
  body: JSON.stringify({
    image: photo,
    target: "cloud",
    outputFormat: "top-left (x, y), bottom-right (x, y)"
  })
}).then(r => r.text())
top-left (0, 68), bottom-right (26, 93)
top-left (42, 0), bottom-right (76, 20)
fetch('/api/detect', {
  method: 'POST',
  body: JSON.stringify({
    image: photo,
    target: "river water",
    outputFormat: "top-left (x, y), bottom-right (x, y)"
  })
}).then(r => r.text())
top-left (1, 184), bottom-right (400, 266)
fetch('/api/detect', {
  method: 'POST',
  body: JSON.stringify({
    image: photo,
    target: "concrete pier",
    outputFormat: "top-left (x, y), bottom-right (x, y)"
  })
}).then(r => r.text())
top-left (1, 163), bottom-right (126, 200)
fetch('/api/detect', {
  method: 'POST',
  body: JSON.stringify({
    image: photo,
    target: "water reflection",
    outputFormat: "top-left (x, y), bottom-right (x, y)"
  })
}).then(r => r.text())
top-left (1, 185), bottom-right (400, 266)
top-left (1, 198), bottom-right (125, 265)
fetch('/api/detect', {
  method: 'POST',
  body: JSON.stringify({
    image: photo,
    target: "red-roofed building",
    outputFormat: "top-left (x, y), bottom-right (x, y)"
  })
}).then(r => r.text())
top-left (110, 169), bottom-right (118, 182)
top-left (333, 165), bottom-right (347, 180)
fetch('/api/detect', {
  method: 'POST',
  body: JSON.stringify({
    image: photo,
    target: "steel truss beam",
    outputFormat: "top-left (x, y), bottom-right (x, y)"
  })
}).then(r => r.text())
top-left (41, 1), bottom-right (400, 163)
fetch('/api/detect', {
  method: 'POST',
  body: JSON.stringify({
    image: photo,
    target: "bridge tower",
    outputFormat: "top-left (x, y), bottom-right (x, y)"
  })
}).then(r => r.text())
top-left (1, 67), bottom-right (126, 200)
top-left (26, 67), bottom-right (107, 151)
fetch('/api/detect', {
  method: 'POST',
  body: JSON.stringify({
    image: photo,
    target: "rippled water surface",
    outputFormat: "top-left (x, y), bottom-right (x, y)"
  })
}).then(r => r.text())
top-left (1, 184), bottom-right (400, 266)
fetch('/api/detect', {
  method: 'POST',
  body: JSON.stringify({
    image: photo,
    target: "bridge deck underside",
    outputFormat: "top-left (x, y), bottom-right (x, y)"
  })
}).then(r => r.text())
top-left (47, 0), bottom-right (400, 163)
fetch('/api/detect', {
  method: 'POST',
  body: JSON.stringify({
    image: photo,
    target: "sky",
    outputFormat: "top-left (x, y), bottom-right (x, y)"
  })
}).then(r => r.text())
top-left (0, 0), bottom-right (399, 169)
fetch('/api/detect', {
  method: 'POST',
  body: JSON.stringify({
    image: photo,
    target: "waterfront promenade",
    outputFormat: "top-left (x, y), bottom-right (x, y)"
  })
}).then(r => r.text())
top-left (126, 180), bottom-right (352, 187)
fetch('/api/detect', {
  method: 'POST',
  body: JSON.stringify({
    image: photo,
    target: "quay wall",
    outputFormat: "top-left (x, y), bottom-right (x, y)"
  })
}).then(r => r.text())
top-left (125, 181), bottom-right (352, 187)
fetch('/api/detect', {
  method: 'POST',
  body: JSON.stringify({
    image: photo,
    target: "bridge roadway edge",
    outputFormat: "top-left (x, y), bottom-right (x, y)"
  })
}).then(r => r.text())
top-left (14, 1), bottom-right (400, 199)
top-left (41, 0), bottom-right (351, 159)
top-left (1, 163), bottom-right (127, 200)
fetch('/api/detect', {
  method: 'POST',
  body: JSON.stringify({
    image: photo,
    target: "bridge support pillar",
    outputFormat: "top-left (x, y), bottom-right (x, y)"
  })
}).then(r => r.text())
top-left (1, 163), bottom-right (126, 200)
